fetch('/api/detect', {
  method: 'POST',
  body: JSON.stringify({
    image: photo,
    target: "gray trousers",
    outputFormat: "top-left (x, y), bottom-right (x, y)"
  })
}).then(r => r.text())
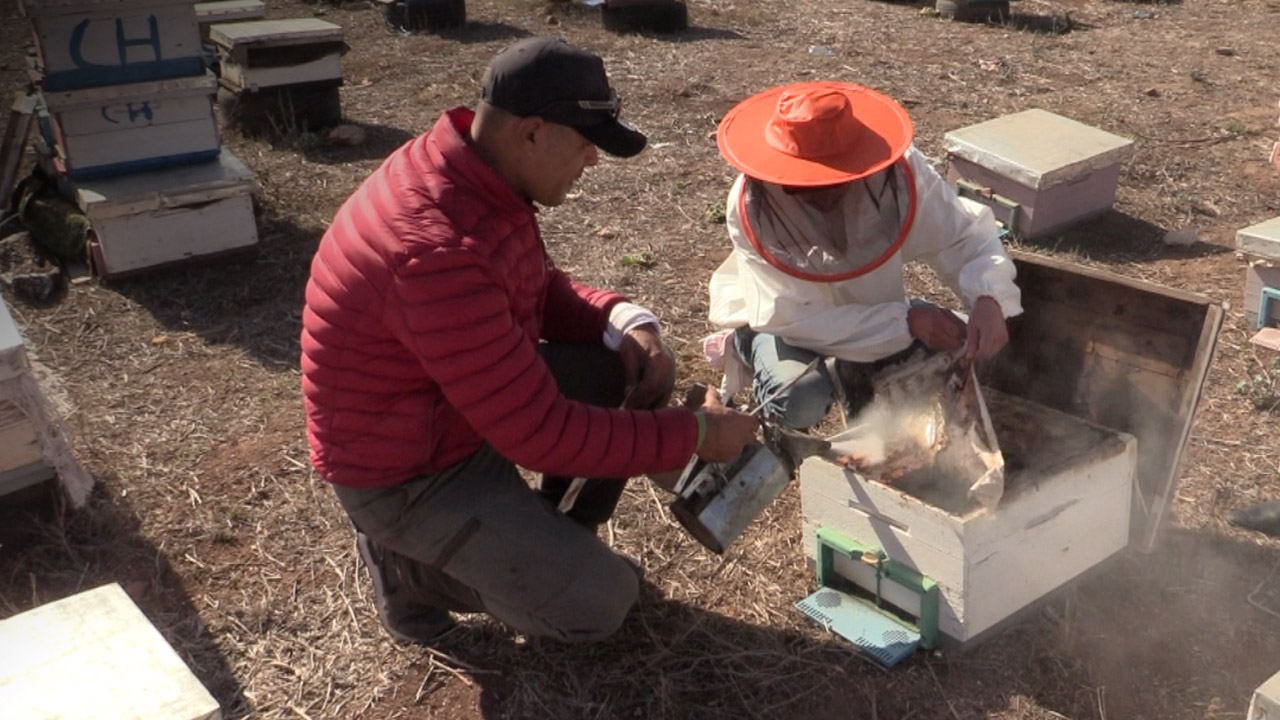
top-left (332, 343), bottom-right (639, 643)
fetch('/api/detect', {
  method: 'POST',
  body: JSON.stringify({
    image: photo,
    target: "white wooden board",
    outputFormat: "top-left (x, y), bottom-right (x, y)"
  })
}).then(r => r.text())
top-left (0, 583), bottom-right (221, 720)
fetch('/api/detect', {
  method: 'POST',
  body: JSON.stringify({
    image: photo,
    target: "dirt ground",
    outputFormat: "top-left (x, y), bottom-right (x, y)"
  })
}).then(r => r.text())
top-left (2, 0), bottom-right (1280, 717)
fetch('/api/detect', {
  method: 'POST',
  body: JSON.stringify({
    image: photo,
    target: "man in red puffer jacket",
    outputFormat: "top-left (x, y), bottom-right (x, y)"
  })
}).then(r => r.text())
top-left (300, 37), bottom-right (759, 645)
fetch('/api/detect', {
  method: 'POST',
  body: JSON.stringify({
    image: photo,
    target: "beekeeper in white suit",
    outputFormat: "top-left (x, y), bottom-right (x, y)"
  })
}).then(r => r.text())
top-left (706, 81), bottom-right (1024, 429)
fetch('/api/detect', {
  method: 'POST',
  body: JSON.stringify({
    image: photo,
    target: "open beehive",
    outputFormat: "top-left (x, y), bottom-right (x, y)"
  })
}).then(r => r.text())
top-left (798, 252), bottom-right (1223, 650)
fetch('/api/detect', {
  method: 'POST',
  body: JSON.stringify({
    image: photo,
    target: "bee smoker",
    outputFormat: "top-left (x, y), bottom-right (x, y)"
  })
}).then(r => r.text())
top-left (670, 424), bottom-right (831, 554)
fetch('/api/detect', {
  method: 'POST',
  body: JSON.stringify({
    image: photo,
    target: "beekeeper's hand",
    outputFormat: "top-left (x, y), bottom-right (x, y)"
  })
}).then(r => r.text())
top-left (619, 323), bottom-right (676, 410)
top-left (695, 385), bottom-right (760, 463)
top-left (907, 302), bottom-right (967, 352)
top-left (964, 296), bottom-right (1009, 361)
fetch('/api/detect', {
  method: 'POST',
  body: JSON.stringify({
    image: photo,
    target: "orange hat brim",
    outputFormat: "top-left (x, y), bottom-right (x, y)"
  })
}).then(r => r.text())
top-left (716, 82), bottom-right (914, 187)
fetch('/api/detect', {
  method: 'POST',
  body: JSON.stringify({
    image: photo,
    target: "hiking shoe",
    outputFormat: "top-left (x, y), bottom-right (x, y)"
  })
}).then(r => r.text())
top-left (356, 533), bottom-right (456, 644)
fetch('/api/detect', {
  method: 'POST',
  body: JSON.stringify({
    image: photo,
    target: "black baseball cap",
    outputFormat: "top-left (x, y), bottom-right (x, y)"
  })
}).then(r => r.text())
top-left (481, 37), bottom-right (647, 158)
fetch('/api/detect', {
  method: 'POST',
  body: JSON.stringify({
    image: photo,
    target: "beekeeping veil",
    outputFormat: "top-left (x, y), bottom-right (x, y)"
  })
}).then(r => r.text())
top-left (717, 82), bottom-right (917, 280)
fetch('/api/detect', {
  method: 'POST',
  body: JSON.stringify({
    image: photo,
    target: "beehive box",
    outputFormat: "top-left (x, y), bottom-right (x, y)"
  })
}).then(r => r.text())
top-left (60, 150), bottom-right (258, 278)
top-left (20, 0), bottom-right (205, 92)
top-left (943, 110), bottom-right (1134, 238)
top-left (801, 391), bottom-right (1137, 645)
top-left (1244, 263), bottom-right (1280, 329)
top-left (0, 298), bottom-right (54, 497)
top-left (0, 583), bottom-right (221, 720)
top-left (194, 0), bottom-right (266, 41)
top-left (41, 71), bottom-right (219, 180)
top-left (799, 252), bottom-right (1222, 649)
top-left (209, 18), bottom-right (345, 93)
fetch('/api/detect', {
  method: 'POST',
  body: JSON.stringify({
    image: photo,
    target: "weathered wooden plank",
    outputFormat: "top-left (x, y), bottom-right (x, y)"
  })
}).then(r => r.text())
top-left (981, 252), bottom-right (1221, 548)
top-left (0, 583), bottom-right (222, 720)
top-left (22, 0), bottom-right (204, 91)
top-left (0, 92), bottom-right (37, 205)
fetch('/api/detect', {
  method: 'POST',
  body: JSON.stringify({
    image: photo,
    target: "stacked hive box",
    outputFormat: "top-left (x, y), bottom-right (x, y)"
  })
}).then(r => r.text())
top-left (210, 18), bottom-right (346, 134)
top-left (19, 0), bottom-right (258, 278)
top-left (0, 294), bottom-right (92, 505)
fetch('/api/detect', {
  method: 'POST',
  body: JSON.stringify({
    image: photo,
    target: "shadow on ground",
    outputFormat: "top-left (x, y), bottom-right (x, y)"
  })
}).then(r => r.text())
top-left (1012, 209), bottom-right (1233, 264)
top-left (383, 524), bottom-right (1280, 720)
top-left (0, 480), bottom-right (250, 717)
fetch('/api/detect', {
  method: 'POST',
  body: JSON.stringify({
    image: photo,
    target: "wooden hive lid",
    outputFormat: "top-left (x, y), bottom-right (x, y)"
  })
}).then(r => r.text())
top-left (978, 252), bottom-right (1223, 551)
top-left (943, 109), bottom-right (1135, 190)
top-left (209, 17), bottom-right (344, 50)
top-left (1236, 216), bottom-right (1280, 263)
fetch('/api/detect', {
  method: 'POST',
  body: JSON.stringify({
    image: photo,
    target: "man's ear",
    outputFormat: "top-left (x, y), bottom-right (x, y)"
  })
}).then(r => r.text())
top-left (514, 115), bottom-right (545, 153)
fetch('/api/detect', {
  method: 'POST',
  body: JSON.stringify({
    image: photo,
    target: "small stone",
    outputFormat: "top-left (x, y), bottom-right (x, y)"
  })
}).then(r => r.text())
top-left (545, 13), bottom-right (559, 24)
top-left (1162, 228), bottom-right (1199, 247)
top-left (1215, 47), bottom-right (1236, 56)
top-left (1144, 87), bottom-right (1161, 97)
top-left (326, 124), bottom-right (366, 147)
top-left (1133, 9), bottom-right (1154, 18)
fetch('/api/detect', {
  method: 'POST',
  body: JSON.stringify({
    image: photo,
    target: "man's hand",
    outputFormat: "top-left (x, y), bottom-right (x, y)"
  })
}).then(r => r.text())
top-left (695, 385), bottom-right (760, 463)
top-left (907, 302), bottom-right (967, 352)
top-left (965, 296), bottom-right (1009, 361)
top-left (619, 323), bottom-right (676, 409)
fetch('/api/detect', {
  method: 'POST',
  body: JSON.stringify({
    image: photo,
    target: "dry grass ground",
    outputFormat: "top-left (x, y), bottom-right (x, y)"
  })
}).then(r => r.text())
top-left (1, 0), bottom-right (1280, 717)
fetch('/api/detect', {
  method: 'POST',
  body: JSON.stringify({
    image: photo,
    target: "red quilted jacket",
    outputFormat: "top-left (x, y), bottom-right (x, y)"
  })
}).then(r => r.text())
top-left (301, 107), bottom-right (698, 488)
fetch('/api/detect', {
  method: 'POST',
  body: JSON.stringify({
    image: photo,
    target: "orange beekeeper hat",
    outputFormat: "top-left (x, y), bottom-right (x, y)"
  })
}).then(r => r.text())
top-left (716, 81), bottom-right (913, 187)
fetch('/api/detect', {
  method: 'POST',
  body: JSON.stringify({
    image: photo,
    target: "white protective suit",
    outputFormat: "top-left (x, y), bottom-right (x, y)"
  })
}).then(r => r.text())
top-left (708, 145), bottom-right (1024, 371)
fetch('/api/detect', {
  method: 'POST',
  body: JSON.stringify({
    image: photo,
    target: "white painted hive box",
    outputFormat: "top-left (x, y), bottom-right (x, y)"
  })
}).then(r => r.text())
top-left (42, 71), bottom-right (219, 180)
top-left (0, 583), bottom-right (221, 720)
top-left (799, 253), bottom-right (1222, 648)
top-left (63, 150), bottom-right (258, 278)
top-left (20, 0), bottom-right (205, 92)
top-left (210, 18), bottom-right (345, 92)
top-left (0, 296), bottom-right (55, 496)
top-left (801, 390), bottom-right (1136, 645)
top-left (943, 109), bottom-right (1134, 238)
